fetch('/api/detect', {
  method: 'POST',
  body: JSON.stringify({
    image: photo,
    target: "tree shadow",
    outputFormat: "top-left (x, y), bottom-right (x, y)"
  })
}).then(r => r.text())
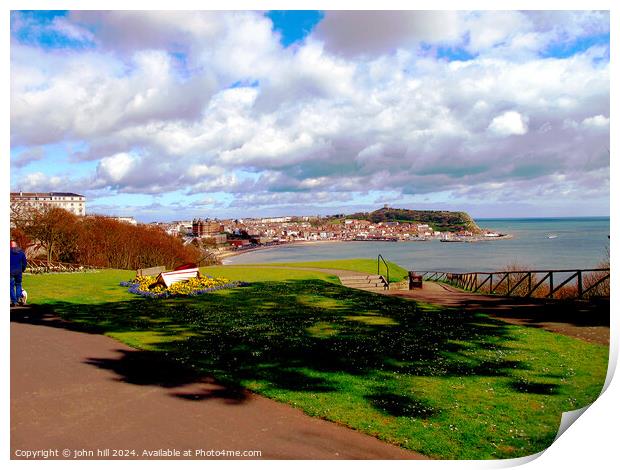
top-left (466, 297), bottom-right (609, 328)
top-left (366, 391), bottom-right (439, 419)
top-left (11, 279), bottom-right (568, 412)
top-left (391, 289), bottom-right (610, 329)
top-left (508, 379), bottom-right (559, 396)
top-left (84, 349), bottom-right (204, 388)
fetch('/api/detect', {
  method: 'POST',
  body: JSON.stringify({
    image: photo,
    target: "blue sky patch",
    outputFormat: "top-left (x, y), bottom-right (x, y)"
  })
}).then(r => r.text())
top-left (436, 45), bottom-right (477, 62)
top-left (229, 79), bottom-right (260, 89)
top-left (541, 32), bottom-right (610, 59)
top-left (11, 10), bottom-right (95, 50)
top-left (265, 10), bottom-right (324, 46)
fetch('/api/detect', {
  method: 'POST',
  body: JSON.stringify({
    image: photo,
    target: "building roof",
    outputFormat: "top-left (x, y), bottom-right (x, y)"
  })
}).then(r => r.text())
top-left (50, 192), bottom-right (85, 197)
top-left (10, 192), bottom-right (85, 198)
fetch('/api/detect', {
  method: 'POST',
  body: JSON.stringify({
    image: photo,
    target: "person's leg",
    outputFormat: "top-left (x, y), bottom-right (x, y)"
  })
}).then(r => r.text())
top-left (10, 275), bottom-right (17, 305)
top-left (14, 273), bottom-right (23, 304)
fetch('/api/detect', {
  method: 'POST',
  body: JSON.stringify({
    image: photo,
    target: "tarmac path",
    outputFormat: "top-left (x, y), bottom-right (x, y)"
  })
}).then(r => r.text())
top-left (10, 306), bottom-right (424, 460)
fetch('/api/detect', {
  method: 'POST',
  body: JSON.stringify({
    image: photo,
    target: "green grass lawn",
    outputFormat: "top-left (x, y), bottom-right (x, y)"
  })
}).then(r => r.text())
top-left (23, 269), bottom-right (135, 304)
top-left (20, 265), bottom-right (608, 459)
top-left (240, 258), bottom-right (409, 282)
top-left (200, 265), bottom-right (340, 283)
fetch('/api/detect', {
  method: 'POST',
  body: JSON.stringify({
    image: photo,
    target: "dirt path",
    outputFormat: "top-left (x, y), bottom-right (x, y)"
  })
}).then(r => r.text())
top-left (388, 282), bottom-right (609, 345)
top-left (10, 306), bottom-right (424, 460)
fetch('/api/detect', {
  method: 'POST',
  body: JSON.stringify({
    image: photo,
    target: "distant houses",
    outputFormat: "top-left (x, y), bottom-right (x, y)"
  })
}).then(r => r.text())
top-left (10, 193), bottom-right (501, 254)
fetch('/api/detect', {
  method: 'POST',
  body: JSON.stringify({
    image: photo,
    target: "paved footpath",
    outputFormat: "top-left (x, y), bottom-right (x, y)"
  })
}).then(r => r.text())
top-left (10, 306), bottom-right (424, 460)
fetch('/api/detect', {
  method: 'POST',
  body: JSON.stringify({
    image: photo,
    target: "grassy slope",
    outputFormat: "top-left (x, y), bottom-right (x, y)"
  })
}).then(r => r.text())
top-left (241, 258), bottom-right (409, 282)
top-left (25, 267), bottom-right (338, 304)
top-left (23, 269), bottom-right (134, 304)
top-left (201, 265), bottom-right (340, 283)
top-left (20, 267), bottom-right (608, 459)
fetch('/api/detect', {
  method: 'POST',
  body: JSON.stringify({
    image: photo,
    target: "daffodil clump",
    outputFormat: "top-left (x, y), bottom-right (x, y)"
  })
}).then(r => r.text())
top-left (120, 274), bottom-right (241, 298)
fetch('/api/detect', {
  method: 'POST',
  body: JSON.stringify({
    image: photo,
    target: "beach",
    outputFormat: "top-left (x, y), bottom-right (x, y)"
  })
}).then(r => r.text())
top-left (218, 239), bottom-right (345, 263)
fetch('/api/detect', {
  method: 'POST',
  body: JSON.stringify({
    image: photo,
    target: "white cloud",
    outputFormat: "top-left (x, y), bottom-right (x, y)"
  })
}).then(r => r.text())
top-left (488, 111), bottom-right (529, 136)
top-left (96, 153), bottom-right (137, 183)
top-left (11, 147), bottom-right (45, 168)
top-left (582, 115), bottom-right (610, 129)
top-left (10, 46), bottom-right (218, 146)
top-left (16, 172), bottom-right (67, 192)
top-left (50, 16), bottom-right (95, 43)
top-left (314, 11), bottom-right (462, 57)
top-left (186, 164), bottom-right (223, 180)
top-left (229, 191), bottom-right (353, 208)
top-left (465, 11), bottom-right (530, 52)
top-left (9, 11), bottom-right (610, 217)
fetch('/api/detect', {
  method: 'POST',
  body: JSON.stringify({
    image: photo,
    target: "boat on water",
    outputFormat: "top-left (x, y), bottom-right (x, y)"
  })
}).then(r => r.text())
top-left (546, 234), bottom-right (558, 239)
top-left (440, 238), bottom-right (464, 243)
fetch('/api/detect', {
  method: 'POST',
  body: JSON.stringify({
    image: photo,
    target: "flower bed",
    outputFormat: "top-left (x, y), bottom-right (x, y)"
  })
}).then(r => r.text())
top-left (120, 274), bottom-right (242, 298)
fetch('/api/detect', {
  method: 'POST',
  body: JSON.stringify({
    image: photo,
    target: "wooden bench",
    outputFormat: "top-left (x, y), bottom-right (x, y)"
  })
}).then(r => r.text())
top-left (136, 266), bottom-right (166, 277)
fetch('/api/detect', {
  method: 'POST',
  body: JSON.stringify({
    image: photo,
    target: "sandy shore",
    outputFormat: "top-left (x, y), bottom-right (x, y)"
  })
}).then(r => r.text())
top-left (217, 240), bottom-right (345, 263)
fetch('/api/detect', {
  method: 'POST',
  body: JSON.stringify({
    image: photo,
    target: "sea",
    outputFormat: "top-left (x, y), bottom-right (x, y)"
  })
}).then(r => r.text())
top-left (225, 217), bottom-right (610, 273)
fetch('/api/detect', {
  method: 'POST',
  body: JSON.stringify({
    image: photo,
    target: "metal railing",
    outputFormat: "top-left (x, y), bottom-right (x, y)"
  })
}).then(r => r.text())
top-left (418, 268), bottom-right (610, 299)
top-left (377, 254), bottom-right (390, 289)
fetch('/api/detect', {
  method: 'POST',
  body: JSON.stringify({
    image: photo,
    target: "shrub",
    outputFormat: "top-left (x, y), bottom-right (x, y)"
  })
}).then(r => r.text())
top-left (491, 264), bottom-right (540, 297)
top-left (582, 260), bottom-right (610, 298)
top-left (18, 209), bottom-right (207, 270)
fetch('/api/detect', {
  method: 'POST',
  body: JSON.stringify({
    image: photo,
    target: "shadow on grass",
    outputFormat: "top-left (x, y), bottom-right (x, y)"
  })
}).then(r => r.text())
top-left (366, 391), bottom-right (439, 419)
top-left (508, 378), bottom-right (559, 396)
top-left (11, 279), bottom-right (549, 414)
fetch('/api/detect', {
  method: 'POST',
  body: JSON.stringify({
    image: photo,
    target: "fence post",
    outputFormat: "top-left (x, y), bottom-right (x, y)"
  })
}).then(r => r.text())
top-left (549, 271), bottom-right (554, 298)
top-left (577, 271), bottom-right (583, 298)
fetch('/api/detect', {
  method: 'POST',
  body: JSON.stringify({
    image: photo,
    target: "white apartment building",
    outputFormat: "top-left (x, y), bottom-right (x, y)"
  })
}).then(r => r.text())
top-left (110, 216), bottom-right (137, 225)
top-left (10, 192), bottom-right (86, 216)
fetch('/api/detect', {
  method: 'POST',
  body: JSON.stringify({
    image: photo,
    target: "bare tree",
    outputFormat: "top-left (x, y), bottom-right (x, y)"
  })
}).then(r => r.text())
top-left (24, 207), bottom-right (79, 263)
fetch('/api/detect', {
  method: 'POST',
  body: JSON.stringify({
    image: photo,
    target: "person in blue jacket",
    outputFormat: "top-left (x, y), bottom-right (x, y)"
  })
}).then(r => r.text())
top-left (10, 240), bottom-right (28, 307)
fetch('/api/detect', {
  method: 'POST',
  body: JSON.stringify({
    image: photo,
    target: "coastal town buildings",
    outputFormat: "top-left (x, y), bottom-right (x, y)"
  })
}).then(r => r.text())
top-left (193, 217), bottom-right (451, 246)
top-left (192, 218), bottom-right (224, 237)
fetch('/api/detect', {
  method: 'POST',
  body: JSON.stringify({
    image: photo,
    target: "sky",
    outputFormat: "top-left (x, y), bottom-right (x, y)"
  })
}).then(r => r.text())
top-left (9, 10), bottom-right (610, 222)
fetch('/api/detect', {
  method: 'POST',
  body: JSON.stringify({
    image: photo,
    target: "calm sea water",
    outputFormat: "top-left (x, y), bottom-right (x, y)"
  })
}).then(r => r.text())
top-left (226, 217), bottom-right (610, 273)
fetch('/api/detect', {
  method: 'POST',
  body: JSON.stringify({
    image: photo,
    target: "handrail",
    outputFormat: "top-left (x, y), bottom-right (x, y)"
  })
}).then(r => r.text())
top-left (377, 254), bottom-right (390, 289)
top-left (418, 268), bottom-right (609, 299)
top-left (420, 268), bottom-right (609, 275)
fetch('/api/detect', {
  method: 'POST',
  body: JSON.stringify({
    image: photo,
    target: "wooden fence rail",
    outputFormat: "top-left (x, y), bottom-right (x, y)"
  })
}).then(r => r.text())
top-left (417, 268), bottom-right (610, 299)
